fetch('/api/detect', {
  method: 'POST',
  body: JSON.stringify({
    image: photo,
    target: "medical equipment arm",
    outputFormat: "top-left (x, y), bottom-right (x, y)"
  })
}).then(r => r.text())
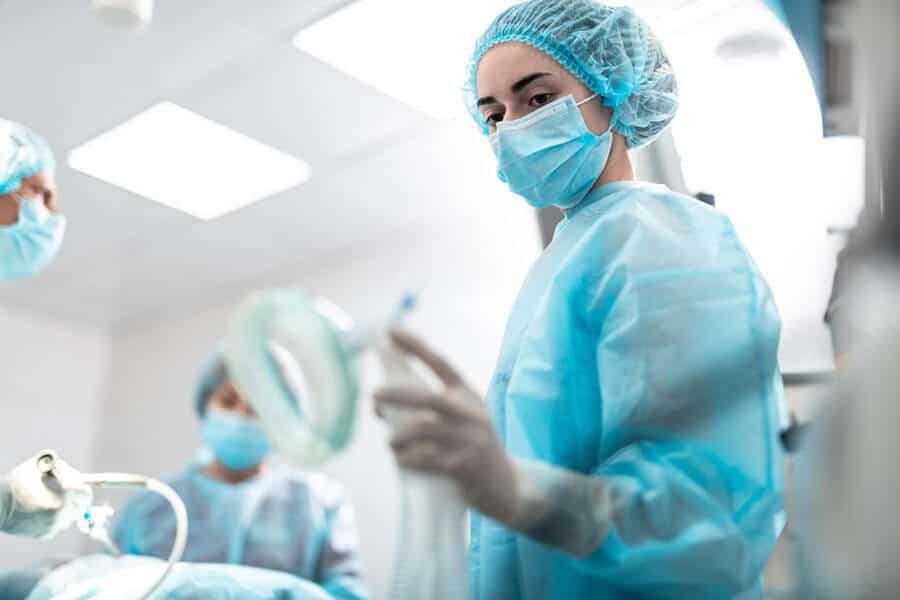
top-left (77, 472), bottom-right (188, 600)
top-left (0, 451), bottom-right (91, 538)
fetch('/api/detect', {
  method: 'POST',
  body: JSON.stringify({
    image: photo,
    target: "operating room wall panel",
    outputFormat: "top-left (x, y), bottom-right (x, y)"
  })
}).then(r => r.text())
top-left (0, 307), bottom-right (110, 569)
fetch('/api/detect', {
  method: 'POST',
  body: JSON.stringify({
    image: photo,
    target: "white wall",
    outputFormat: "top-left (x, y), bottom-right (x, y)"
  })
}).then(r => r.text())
top-left (0, 305), bottom-right (109, 569)
top-left (784, 383), bottom-right (831, 423)
top-left (665, 3), bottom-right (861, 375)
top-left (91, 207), bottom-right (542, 600)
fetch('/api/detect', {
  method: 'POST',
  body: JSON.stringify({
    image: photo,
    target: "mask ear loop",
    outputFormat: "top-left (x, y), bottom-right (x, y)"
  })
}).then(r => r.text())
top-left (576, 93), bottom-right (600, 106)
top-left (575, 94), bottom-right (616, 139)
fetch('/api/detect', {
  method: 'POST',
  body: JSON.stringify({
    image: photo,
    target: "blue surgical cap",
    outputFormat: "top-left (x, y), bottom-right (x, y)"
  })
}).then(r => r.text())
top-left (465, 0), bottom-right (679, 148)
top-left (194, 351), bottom-right (229, 416)
top-left (195, 347), bottom-right (303, 417)
top-left (0, 120), bottom-right (55, 195)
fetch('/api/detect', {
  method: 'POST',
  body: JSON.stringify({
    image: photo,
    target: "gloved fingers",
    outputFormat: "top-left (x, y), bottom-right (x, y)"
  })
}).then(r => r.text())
top-left (392, 442), bottom-right (447, 472)
top-left (446, 383), bottom-right (487, 408)
top-left (388, 329), bottom-right (465, 388)
top-left (389, 417), bottom-right (458, 450)
top-left (392, 442), bottom-right (476, 477)
top-left (374, 385), bottom-right (468, 420)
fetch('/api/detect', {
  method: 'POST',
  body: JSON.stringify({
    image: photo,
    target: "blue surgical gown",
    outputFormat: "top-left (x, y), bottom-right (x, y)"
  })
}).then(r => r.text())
top-left (112, 461), bottom-right (368, 600)
top-left (26, 555), bottom-right (333, 600)
top-left (471, 182), bottom-right (786, 600)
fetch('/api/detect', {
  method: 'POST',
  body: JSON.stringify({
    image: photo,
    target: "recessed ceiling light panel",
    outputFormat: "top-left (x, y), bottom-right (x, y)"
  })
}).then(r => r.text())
top-left (68, 102), bottom-right (311, 220)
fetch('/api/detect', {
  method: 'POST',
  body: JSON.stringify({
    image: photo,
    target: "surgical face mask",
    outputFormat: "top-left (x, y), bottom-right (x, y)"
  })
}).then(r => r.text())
top-left (490, 94), bottom-right (613, 210)
top-left (0, 195), bottom-right (66, 281)
top-left (200, 409), bottom-right (272, 471)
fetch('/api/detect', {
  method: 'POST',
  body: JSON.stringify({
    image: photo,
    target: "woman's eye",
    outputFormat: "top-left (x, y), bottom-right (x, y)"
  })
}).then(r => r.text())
top-left (485, 112), bottom-right (504, 125)
top-left (530, 93), bottom-right (553, 107)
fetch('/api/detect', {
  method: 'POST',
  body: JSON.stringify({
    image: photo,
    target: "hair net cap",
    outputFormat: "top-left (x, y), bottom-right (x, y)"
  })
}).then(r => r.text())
top-left (194, 344), bottom-right (305, 419)
top-left (0, 120), bottom-right (55, 195)
top-left (465, 0), bottom-right (679, 149)
top-left (194, 351), bottom-right (229, 416)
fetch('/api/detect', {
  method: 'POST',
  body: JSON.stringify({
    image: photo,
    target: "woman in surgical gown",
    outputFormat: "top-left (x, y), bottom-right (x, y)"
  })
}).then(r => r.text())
top-left (374, 1), bottom-right (787, 599)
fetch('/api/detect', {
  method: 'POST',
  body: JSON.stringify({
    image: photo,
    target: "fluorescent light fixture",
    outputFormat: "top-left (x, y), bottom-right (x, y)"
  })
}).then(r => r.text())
top-left (293, 0), bottom-right (512, 119)
top-left (68, 102), bottom-right (311, 220)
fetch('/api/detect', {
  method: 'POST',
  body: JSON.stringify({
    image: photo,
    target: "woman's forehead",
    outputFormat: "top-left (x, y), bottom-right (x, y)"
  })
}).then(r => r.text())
top-left (476, 42), bottom-right (570, 97)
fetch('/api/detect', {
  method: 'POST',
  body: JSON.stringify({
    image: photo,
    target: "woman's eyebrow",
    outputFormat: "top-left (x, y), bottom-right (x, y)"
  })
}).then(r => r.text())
top-left (477, 72), bottom-right (553, 106)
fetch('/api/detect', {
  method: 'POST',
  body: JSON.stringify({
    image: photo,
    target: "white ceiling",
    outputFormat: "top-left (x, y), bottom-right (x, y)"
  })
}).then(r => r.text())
top-left (0, 0), bottom-right (764, 331)
top-left (0, 0), bottom-right (438, 329)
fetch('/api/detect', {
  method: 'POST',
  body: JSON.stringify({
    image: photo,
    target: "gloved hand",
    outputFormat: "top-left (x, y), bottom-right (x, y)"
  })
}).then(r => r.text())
top-left (0, 451), bottom-right (92, 539)
top-left (374, 329), bottom-right (519, 523)
top-left (375, 330), bottom-right (612, 558)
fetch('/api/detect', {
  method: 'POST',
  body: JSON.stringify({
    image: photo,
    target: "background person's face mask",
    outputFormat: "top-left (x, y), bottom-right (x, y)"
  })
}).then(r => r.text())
top-left (201, 409), bottom-right (272, 470)
top-left (0, 195), bottom-right (66, 281)
top-left (491, 94), bottom-right (613, 210)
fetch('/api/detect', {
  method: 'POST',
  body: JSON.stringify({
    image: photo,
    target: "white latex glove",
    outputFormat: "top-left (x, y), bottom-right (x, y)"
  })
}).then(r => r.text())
top-left (375, 330), bottom-right (611, 557)
top-left (375, 329), bottom-right (518, 522)
top-left (0, 451), bottom-right (92, 539)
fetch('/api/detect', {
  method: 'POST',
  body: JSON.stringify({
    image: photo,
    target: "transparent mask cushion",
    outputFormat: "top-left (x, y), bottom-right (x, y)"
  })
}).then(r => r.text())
top-left (224, 290), bottom-right (359, 466)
